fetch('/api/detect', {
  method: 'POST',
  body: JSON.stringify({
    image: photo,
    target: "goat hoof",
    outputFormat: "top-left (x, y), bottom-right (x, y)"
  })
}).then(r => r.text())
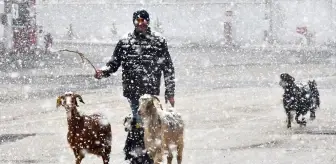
top-left (287, 124), bottom-right (291, 129)
top-left (300, 121), bottom-right (307, 127)
top-left (310, 114), bottom-right (316, 121)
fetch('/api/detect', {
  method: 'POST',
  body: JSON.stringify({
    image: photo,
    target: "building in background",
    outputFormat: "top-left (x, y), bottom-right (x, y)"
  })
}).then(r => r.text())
top-left (0, 0), bottom-right (37, 54)
top-left (35, 0), bottom-right (336, 47)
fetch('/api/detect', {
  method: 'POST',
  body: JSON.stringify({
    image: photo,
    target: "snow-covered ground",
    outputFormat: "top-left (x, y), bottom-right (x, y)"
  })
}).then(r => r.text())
top-left (0, 44), bottom-right (336, 163)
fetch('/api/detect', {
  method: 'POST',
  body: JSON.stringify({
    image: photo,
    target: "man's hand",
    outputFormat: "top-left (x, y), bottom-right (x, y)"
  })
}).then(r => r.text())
top-left (165, 96), bottom-right (175, 107)
top-left (94, 70), bottom-right (103, 79)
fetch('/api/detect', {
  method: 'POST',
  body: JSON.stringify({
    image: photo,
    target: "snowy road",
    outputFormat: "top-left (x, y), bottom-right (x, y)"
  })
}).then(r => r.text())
top-left (0, 44), bottom-right (336, 164)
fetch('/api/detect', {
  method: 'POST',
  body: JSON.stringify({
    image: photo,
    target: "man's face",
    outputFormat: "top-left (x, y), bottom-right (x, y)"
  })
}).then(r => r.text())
top-left (134, 17), bottom-right (149, 33)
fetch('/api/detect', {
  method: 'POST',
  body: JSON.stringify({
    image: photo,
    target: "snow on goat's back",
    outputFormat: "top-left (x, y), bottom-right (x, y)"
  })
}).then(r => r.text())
top-left (160, 108), bottom-right (184, 129)
top-left (139, 94), bottom-right (184, 127)
top-left (89, 112), bottom-right (110, 126)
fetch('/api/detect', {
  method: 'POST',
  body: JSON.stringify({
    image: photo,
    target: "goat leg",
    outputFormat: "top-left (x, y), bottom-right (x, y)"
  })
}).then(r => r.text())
top-left (167, 150), bottom-right (173, 164)
top-left (300, 117), bottom-right (307, 127)
top-left (177, 141), bottom-right (184, 164)
top-left (310, 110), bottom-right (316, 120)
top-left (286, 111), bottom-right (292, 128)
top-left (75, 157), bottom-right (83, 164)
top-left (295, 113), bottom-right (306, 127)
top-left (102, 154), bottom-right (110, 164)
top-left (164, 138), bottom-right (173, 164)
top-left (153, 148), bottom-right (163, 164)
top-left (73, 149), bottom-right (84, 164)
top-left (295, 113), bottom-right (301, 124)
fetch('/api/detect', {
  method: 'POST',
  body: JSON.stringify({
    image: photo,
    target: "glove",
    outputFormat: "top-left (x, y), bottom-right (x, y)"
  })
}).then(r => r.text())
top-left (165, 96), bottom-right (175, 107)
top-left (94, 70), bottom-right (103, 79)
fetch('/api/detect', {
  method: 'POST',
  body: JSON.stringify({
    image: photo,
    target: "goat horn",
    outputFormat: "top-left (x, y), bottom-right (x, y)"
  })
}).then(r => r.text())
top-left (151, 95), bottom-right (163, 110)
top-left (56, 96), bottom-right (64, 108)
top-left (74, 94), bottom-right (85, 104)
top-left (152, 95), bottom-right (161, 102)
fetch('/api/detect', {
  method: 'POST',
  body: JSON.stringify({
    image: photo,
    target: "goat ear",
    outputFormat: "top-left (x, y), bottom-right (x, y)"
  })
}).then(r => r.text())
top-left (56, 96), bottom-right (63, 108)
top-left (74, 94), bottom-right (85, 104)
top-left (74, 98), bottom-right (79, 107)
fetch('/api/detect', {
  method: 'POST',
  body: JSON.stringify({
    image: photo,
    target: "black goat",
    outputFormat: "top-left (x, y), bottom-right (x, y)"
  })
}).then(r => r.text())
top-left (279, 73), bottom-right (319, 128)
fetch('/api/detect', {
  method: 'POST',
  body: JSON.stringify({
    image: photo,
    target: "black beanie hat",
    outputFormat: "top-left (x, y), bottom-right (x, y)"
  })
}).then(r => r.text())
top-left (133, 10), bottom-right (150, 22)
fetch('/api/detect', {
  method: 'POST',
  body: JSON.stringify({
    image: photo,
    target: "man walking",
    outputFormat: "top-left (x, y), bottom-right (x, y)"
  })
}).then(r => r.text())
top-left (94, 9), bottom-right (175, 126)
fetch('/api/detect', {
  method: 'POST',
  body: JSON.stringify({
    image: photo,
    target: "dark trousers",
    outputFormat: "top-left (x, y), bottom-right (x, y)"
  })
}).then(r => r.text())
top-left (127, 98), bottom-right (141, 123)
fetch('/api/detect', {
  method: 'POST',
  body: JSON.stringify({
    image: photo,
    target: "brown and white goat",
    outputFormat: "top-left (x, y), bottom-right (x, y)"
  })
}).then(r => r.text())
top-left (56, 92), bottom-right (112, 164)
top-left (138, 94), bottom-right (184, 164)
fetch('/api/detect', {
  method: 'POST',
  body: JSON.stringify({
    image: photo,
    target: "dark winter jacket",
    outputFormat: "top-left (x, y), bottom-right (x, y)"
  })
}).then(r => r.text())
top-left (102, 28), bottom-right (175, 99)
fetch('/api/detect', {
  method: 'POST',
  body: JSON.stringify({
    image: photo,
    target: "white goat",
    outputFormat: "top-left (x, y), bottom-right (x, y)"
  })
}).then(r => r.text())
top-left (138, 94), bottom-right (184, 164)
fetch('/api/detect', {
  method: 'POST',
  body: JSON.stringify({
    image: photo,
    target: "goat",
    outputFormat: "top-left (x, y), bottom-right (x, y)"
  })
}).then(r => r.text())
top-left (279, 73), bottom-right (318, 128)
top-left (56, 91), bottom-right (112, 164)
top-left (138, 94), bottom-right (184, 164)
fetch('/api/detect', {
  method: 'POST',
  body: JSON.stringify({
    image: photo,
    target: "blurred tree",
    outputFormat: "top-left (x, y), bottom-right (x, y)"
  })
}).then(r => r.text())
top-left (272, 1), bottom-right (286, 44)
top-left (111, 22), bottom-right (117, 35)
top-left (67, 23), bottom-right (74, 40)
